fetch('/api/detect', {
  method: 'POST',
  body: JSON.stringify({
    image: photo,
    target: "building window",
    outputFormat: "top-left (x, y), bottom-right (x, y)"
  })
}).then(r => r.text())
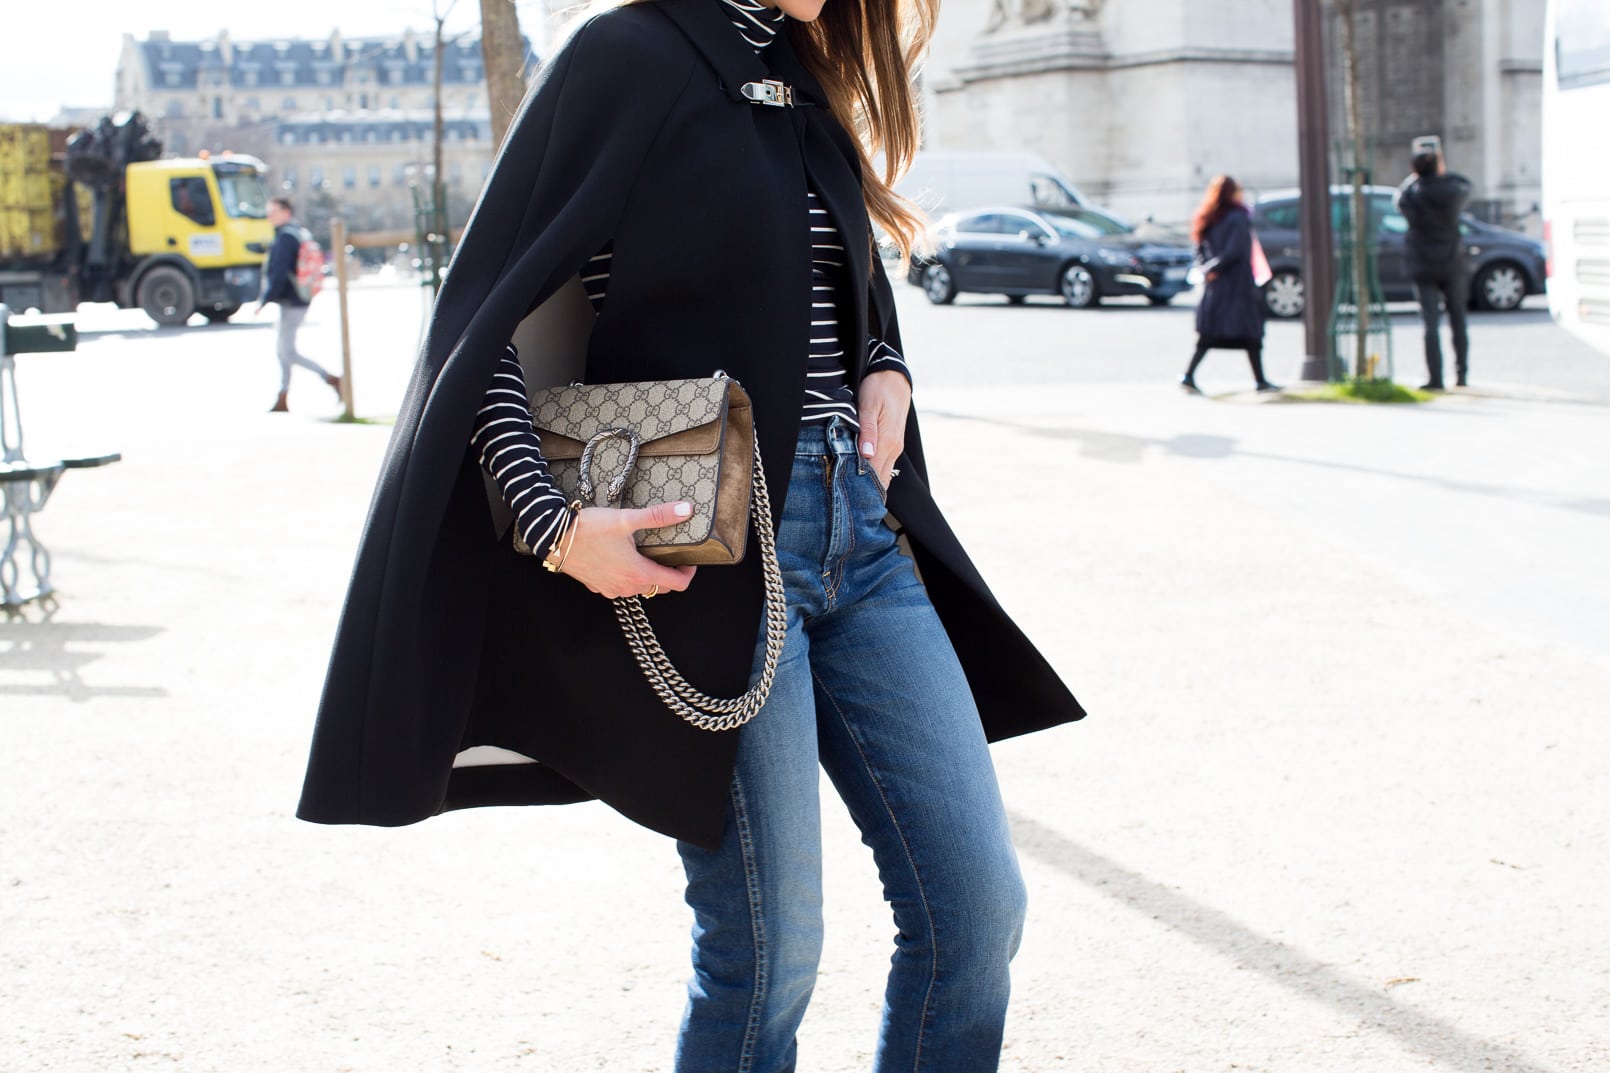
top-left (316, 69), bottom-right (332, 85)
top-left (282, 96), bottom-right (297, 111)
top-left (368, 165), bottom-right (381, 188)
top-left (449, 161), bottom-right (463, 186)
top-left (343, 166), bottom-right (356, 189)
top-left (310, 167), bottom-right (325, 189)
top-left (283, 167), bottom-right (297, 190)
top-left (279, 130), bottom-right (296, 145)
top-left (169, 177), bottom-right (216, 227)
top-left (166, 100), bottom-right (185, 119)
top-left (394, 163), bottom-right (408, 185)
top-left (212, 97), bottom-right (223, 118)
top-left (281, 69), bottom-right (295, 86)
top-left (245, 96), bottom-right (260, 112)
top-left (389, 96), bottom-right (401, 109)
top-left (359, 93), bottom-right (369, 110)
top-left (164, 71), bottom-right (181, 87)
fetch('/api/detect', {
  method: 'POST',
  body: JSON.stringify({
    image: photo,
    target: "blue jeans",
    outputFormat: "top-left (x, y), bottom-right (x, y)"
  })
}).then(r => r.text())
top-left (675, 419), bottom-right (1027, 1073)
top-left (275, 303), bottom-right (333, 393)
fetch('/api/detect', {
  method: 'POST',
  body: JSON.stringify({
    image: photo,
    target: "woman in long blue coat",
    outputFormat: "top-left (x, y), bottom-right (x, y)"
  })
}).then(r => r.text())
top-left (1181, 175), bottom-right (1279, 392)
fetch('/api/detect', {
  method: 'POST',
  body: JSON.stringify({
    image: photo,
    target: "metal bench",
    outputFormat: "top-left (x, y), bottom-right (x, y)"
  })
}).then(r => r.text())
top-left (1, 304), bottom-right (122, 608)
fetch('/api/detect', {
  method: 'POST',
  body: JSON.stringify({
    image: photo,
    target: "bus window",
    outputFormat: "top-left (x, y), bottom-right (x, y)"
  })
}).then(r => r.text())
top-left (1556, 0), bottom-right (1610, 89)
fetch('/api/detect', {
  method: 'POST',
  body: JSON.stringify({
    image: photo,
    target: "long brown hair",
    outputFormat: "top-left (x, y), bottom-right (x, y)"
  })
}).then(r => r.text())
top-left (786, 0), bottom-right (937, 262)
top-left (1190, 175), bottom-right (1244, 245)
top-left (562, 0), bottom-right (937, 262)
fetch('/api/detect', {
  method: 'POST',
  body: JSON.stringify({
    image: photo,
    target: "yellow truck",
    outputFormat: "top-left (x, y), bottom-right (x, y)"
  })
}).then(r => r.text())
top-left (0, 112), bottom-right (273, 326)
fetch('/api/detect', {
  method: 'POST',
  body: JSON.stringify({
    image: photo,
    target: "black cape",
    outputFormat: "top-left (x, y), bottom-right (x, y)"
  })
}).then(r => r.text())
top-left (297, 0), bottom-right (1085, 849)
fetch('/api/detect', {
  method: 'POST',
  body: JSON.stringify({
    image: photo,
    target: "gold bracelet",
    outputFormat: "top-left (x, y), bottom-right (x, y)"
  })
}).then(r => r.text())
top-left (541, 502), bottom-right (583, 574)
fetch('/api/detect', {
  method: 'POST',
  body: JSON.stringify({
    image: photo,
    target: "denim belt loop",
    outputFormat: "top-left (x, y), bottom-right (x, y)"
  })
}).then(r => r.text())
top-left (794, 417), bottom-right (860, 461)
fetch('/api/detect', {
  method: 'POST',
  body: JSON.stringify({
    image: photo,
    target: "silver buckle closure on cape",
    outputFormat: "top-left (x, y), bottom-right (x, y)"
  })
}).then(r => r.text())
top-left (741, 79), bottom-right (795, 107)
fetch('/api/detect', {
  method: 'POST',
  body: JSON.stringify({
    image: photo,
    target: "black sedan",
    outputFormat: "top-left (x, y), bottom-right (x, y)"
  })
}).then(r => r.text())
top-left (906, 206), bottom-right (1196, 308)
top-left (1252, 187), bottom-right (1547, 318)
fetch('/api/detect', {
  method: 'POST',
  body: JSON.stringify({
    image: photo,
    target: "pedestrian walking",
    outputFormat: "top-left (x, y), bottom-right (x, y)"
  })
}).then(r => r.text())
top-left (1181, 175), bottom-right (1279, 393)
top-left (1395, 136), bottom-right (1474, 389)
top-left (254, 196), bottom-right (340, 412)
top-left (295, 1), bottom-right (1085, 1071)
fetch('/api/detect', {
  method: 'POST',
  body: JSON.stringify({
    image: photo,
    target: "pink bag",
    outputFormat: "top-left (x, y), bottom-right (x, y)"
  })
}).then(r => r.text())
top-left (1250, 232), bottom-right (1273, 287)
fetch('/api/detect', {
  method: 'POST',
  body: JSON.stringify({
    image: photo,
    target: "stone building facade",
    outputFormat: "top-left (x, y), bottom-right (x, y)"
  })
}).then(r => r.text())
top-left (114, 29), bottom-right (520, 233)
top-left (923, 0), bottom-right (1542, 230)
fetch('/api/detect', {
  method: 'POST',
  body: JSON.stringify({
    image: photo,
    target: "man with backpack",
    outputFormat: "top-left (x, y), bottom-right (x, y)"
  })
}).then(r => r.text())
top-left (255, 196), bottom-right (341, 412)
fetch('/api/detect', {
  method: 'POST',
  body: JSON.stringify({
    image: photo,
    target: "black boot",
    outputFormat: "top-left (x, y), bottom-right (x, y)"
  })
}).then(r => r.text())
top-left (1422, 356), bottom-right (1444, 390)
top-left (1181, 343), bottom-right (1207, 394)
top-left (1248, 346), bottom-right (1280, 392)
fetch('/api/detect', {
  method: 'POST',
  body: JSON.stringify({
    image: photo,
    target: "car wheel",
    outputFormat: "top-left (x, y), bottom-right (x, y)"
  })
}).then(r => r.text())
top-left (137, 266), bottom-right (196, 326)
top-left (1473, 262), bottom-right (1526, 311)
top-left (1060, 264), bottom-right (1098, 308)
top-left (1263, 270), bottom-right (1305, 318)
top-left (922, 263), bottom-right (956, 305)
top-left (1148, 294), bottom-right (1173, 307)
top-left (203, 303), bottom-right (241, 324)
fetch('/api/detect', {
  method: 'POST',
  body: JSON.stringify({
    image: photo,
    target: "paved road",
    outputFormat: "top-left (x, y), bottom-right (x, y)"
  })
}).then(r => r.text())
top-left (3, 280), bottom-right (1606, 1072)
top-left (887, 272), bottom-right (1610, 401)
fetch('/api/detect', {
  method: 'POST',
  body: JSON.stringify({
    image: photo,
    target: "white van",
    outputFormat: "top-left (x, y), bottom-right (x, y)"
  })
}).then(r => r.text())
top-left (896, 151), bottom-right (1087, 218)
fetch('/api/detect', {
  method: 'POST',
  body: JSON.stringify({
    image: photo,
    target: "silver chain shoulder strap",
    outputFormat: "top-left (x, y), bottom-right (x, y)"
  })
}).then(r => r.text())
top-left (609, 428), bottom-right (787, 731)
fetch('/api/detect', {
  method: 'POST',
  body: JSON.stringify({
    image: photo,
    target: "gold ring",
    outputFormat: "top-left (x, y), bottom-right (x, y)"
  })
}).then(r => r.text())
top-left (644, 584), bottom-right (659, 599)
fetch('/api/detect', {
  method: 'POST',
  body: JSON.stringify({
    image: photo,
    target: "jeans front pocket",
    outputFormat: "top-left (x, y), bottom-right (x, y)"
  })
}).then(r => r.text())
top-left (860, 457), bottom-right (889, 505)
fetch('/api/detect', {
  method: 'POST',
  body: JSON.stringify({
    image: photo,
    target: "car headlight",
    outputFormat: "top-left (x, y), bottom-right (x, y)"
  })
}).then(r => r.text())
top-left (1096, 249), bottom-right (1140, 268)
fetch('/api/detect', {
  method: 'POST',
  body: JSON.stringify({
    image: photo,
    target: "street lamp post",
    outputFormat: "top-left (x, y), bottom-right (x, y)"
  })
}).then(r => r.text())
top-left (1293, 0), bottom-right (1336, 381)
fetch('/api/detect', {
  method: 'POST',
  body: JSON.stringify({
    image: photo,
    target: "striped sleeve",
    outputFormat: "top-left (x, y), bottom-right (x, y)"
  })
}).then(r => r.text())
top-left (866, 337), bottom-right (911, 385)
top-left (469, 345), bottom-right (573, 557)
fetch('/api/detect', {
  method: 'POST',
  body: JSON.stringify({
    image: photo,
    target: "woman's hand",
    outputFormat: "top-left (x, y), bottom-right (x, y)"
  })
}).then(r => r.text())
top-left (556, 501), bottom-right (698, 599)
top-left (857, 370), bottom-right (911, 488)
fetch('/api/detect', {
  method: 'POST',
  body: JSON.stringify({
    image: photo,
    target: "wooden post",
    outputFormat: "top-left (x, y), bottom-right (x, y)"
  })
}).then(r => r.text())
top-left (331, 217), bottom-right (355, 420)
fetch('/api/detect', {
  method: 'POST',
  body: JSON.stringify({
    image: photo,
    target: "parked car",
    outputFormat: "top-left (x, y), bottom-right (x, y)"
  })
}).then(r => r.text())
top-left (906, 205), bottom-right (1196, 308)
top-left (1252, 186), bottom-right (1547, 318)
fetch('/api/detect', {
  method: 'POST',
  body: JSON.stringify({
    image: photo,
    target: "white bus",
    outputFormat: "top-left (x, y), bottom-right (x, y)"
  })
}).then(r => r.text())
top-left (1542, 0), bottom-right (1610, 356)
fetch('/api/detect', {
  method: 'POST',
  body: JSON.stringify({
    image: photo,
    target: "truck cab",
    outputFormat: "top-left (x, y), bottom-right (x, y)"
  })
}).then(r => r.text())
top-left (123, 155), bottom-right (274, 324)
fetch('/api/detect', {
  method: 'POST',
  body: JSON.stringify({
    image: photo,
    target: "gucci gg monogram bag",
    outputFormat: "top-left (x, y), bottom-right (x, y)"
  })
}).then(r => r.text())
top-left (513, 376), bottom-right (752, 564)
top-left (513, 374), bottom-right (787, 731)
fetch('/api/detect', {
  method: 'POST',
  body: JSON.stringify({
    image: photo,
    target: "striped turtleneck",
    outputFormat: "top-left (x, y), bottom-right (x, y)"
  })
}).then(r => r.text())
top-left (470, 0), bottom-right (911, 560)
top-left (719, 0), bottom-right (787, 47)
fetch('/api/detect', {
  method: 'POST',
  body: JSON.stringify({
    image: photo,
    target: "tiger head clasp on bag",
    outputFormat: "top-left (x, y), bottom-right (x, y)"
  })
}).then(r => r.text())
top-left (578, 427), bottom-right (643, 504)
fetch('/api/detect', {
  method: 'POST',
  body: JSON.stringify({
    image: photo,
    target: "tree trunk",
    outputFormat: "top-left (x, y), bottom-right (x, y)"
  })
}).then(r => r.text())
top-left (432, 3), bottom-right (453, 291)
top-left (479, 0), bottom-right (529, 148)
top-left (433, 14), bottom-right (447, 241)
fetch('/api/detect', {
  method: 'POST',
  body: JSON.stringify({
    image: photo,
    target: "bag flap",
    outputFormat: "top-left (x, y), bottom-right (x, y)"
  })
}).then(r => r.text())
top-left (532, 378), bottom-right (729, 461)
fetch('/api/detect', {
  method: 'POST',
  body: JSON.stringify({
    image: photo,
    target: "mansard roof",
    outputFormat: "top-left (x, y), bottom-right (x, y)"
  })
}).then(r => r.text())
top-left (275, 110), bottom-right (493, 143)
top-left (136, 31), bottom-right (531, 92)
